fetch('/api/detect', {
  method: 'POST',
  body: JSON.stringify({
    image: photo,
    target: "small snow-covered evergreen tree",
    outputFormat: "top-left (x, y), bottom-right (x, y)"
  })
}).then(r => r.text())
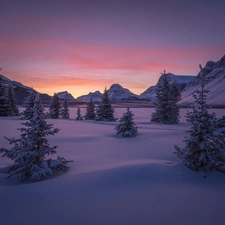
top-left (0, 94), bottom-right (70, 180)
top-left (61, 98), bottom-right (70, 119)
top-left (151, 71), bottom-right (180, 124)
top-left (115, 107), bottom-right (137, 137)
top-left (76, 106), bottom-right (83, 120)
top-left (96, 88), bottom-right (115, 121)
top-left (0, 77), bottom-right (11, 117)
top-left (7, 85), bottom-right (19, 116)
top-left (20, 90), bottom-right (36, 120)
top-left (49, 93), bottom-right (61, 119)
top-left (174, 65), bottom-right (225, 173)
top-left (84, 97), bottom-right (95, 120)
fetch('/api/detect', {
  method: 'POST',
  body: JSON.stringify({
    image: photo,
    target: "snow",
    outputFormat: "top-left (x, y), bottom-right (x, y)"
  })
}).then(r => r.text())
top-left (167, 73), bottom-right (195, 84)
top-left (180, 57), bottom-right (225, 106)
top-left (108, 84), bottom-right (138, 100)
top-left (180, 73), bottom-right (225, 105)
top-left (139, 73), bottom-right (194, 101)
top-left (57, 91), bottom-right (75, 100)
top-left (76, 91), bottom-right (102, 102)
top-left (0, 108), bottom-right (225, 225)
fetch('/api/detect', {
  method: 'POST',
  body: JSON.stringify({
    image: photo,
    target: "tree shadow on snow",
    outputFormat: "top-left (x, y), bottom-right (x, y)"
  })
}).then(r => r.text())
top-left (0, 165), bottom-right (71, 186)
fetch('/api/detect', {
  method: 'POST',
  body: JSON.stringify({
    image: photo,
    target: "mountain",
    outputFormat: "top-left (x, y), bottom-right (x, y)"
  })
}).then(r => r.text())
top-left (180, 55), bottom-right (225, 106)
top-left (1, 54), bottom-right (224, 106)
top-left (57, 91), bottom-right (75, 100)
top-left (108, 84), bottom-right (139, 100)
top-left (76, 84), bottom-right (139, 102)
top-left (76, 91), bottom-right (103, 102)
top-left (0, 74), bottom-right (52, 105)
top-left (139, 73), bottom-right (194, 101)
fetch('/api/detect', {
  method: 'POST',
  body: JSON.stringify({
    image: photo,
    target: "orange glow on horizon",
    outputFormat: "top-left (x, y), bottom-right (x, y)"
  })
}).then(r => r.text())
top-left (1, 37), bottom-right (224, 98)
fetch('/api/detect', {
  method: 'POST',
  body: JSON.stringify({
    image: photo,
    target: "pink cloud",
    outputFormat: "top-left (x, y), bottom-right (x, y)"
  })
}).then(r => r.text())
top-left (1, 36), bottom-right (224, 96)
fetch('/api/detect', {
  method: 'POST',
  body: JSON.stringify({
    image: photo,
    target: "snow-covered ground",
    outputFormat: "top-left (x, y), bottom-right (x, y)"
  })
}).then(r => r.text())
top-left (0, 108), bottom-right (225, 225)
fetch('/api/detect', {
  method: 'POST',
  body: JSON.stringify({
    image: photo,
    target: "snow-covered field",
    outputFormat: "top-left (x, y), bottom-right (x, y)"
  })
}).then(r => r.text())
top-left (0, 108), bottom-right (225, 225)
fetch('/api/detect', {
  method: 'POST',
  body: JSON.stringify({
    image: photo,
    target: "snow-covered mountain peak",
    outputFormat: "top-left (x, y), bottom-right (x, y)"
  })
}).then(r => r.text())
top-left (57, 91), bottom-right (75, 100)
top-left (76, 90), bottom-right (103, 102)
top-left (89, 90), bottom-right (101, 95)
top-left (109, 83), bottom-right (123, 90)
top-left (108, 83), bottom-right (138, 100)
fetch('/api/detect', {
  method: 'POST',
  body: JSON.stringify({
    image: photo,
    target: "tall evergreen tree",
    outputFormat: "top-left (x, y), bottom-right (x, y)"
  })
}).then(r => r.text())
top-left (7, 85), bottom-right (19, 116)
top-left (95, 88), bottom-right (115, 121)
top-left (61, 98), bottom-right (70, 119)
top-left (115, 107), bottom-right (137, 137)
top-left (169, 81), bottom-right (180, 123)
top-left (174, 65), bottom-right (225, 173)
top-left (49, 93), bottom-right (61, 119)
top-left (20, 90), bottom-right (36, 120)
top-left (170, 81), bottom-right (181, 102)
top-left (0, 94), bottom-right (70, 180)
top-left (84, 97), bottom-right (95, 120)
top-left (0, 77), bottom-right (11, 117)
top-left (76, 106), bottom-right (83, 120)
top-left (151, 71), bottom-right (180, 124)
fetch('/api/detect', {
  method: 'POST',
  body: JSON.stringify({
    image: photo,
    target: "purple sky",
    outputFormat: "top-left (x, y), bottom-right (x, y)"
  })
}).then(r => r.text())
top-left (0, 0), bottom-right (225, 97)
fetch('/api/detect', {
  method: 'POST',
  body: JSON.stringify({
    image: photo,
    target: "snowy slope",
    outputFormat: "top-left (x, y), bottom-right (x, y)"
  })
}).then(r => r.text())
top-left (108, 84), bottom-right (138, 100)
top-left (76, 90), bottom-right (103, 102)
top-left (0, 74), bottom-right (32, 91)
top-left (180, 55), bottom-right (225, 105)
top-left (57, 91), bottom-right (75, 100)
top-left (0, 108), bottom-right (225, 225)
top-left (139, 73), bottom-right (194, 101)
top-left (138, 85), bottom-right (157, 101)
top-left (0, 74), bottom-right (52, 105)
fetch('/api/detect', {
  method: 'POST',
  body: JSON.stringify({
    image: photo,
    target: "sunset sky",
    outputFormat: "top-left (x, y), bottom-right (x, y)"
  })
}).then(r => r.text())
top-left (0, 0), bottom-right (225, 97)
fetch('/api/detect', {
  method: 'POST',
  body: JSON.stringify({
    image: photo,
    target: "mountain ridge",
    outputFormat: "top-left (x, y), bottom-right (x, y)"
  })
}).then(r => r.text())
top-left (1, 54), bottom-right (225, 105)
top-left (0, 74), bottom-right (52, 105)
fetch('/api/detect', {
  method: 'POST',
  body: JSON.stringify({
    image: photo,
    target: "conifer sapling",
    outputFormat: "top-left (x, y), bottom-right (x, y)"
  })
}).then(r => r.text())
top-left (76, 106), bottom-right (83, 120)
top-left (61, 98), bottom-right (70, 119)
top-left (20, 90), bottom-right (36, 120)
top-left (96, 88), bottom-right (115, 121)
top-left (49, 93), bottom-right (61, 119)
top-left (0, 94), bottom-right (70, 180)
top-left (115, 107), bottom-right (137, 137)
top-left (151, 71), bottom-right (180, 124)
top-left (84, 98), bottom-right (96, 120)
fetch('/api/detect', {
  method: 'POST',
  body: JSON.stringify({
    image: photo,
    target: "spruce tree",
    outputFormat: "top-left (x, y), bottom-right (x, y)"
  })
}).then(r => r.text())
top-left (96, 88), bottom-right (115, 121)
top-left (170, 81), bottom-right (181, 102)
top-left (7, 85), bottom-right (19, 116)
top-left (0, 94), bottom-right (70, 180)
top-left (61, 98), bottom-right (70, 119)
top-left (174, 65), bottom-right (225, 173)
top-left (20, 90), bottom-right (36, 120)
top-left (0, 77), bottom-right (11, 117)
top-left (49, 93), bottom-right (61, 119)
top-left (115, 107), bottom-right (137, 137)
top-left (84, 97), bottom-right (95, 120)
top-left (169, 81), bottom-right (180, 123)
top-left (76, 106), bottom-right (83, 120)
top-left (151, 71), bottom-right (180, 124)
